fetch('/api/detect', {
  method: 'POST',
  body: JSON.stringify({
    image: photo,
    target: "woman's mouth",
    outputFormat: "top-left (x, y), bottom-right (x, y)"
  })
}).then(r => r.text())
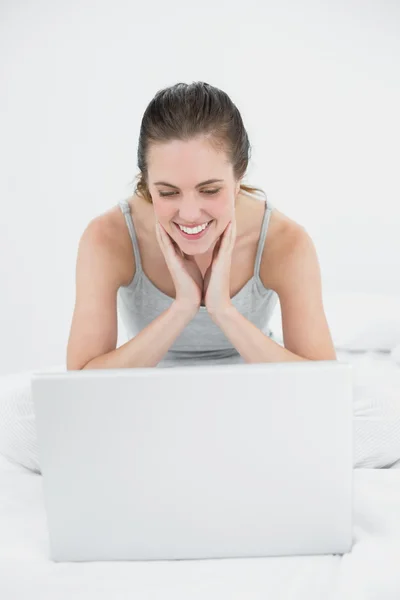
top-left (173, 220), bottom-right (214, 241)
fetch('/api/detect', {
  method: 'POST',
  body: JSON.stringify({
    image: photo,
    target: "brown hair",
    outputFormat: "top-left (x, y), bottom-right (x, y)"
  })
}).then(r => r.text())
top-left (129, 81), bottom-right (267, 203)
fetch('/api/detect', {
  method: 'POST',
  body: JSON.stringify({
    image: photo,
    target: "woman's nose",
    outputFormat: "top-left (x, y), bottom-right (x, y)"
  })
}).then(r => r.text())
top-left (178, 198), bottom-right (204, 222)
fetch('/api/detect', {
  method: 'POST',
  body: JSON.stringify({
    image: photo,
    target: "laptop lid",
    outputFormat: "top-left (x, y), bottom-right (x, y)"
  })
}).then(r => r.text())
top-left (31, 360), bottom-right (353, 561)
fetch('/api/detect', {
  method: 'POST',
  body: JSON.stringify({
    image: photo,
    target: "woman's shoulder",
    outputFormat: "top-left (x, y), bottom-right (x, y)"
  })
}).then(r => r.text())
top-left (87, 197), bottom-right (138, 287)
top-left (239, 192), bottom-right (302, 252)
top-left (256, 199), bottom-right (307, 291)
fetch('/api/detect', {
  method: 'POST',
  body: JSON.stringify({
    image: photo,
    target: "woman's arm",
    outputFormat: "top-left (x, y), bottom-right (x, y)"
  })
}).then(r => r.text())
top-left (67, 216), bottom-right (197, 370)
top-left (209, 226), bottom-right (336, 363)
top-left (81, 302), bottom-right (195, 369)
top-left (210, 305), bottom-right (310, 363)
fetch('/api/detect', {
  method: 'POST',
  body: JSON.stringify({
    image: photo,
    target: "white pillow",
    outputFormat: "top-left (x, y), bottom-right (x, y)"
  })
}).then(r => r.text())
top-left (0, 365), bottom-right (65, 473)
top-left (269, 291), bottom-right (400, 352)
top-left (392, 343), bottom-right (400, 366)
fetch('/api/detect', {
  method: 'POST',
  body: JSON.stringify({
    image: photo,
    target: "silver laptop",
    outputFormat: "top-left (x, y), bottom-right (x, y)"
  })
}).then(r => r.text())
top-left (31, 360), bottom-right (353, 562)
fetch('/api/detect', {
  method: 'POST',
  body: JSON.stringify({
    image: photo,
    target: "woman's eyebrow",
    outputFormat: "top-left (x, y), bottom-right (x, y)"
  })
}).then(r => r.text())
top-left (153, 179), bottom-right (224, 189)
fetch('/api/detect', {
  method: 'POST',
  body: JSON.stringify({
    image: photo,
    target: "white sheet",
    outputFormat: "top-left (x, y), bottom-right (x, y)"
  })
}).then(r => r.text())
top-left (1, 350), bottom-right (399, 599)
top-left (1, 453), bottom-right (400, 599)
top-left (339, 350), bottom-right (400, 469)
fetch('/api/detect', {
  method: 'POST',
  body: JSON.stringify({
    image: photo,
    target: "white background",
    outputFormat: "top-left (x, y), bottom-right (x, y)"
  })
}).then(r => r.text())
top-left (1, 0), bottom-right (399, 375)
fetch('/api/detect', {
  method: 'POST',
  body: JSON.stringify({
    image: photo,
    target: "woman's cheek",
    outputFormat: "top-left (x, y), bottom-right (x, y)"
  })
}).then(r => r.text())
top-left (152, 200), bottom-right (171, 223)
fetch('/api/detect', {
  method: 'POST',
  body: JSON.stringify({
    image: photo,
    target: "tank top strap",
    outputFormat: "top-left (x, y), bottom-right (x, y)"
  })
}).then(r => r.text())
top-left (253, 197), bottom-right (274, 279)
top-left (118, 199), bottom-right (143, 273)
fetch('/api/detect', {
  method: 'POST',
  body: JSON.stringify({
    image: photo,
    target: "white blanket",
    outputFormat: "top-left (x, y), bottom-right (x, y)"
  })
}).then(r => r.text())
top-left (1, 350), bottom-right (400, 598)
top-left (0, 454), bottom-right (400, 599)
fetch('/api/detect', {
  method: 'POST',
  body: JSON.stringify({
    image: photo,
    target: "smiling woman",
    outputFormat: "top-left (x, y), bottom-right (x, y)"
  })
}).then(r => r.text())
top-left (66, 81), bottom-right (336, 370)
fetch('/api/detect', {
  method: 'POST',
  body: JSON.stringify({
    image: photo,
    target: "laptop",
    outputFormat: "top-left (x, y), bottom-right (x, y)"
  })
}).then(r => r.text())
top-left (31, 360), bottom-right (354, 562)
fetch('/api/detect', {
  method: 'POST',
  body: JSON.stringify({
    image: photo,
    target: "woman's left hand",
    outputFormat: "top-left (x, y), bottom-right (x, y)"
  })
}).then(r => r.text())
top-left (203, 217), bottom-right (237, 316)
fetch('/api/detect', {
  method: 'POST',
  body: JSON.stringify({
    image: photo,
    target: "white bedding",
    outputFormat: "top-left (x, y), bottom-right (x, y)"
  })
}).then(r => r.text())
top-left (0, 350), bottom-right (400, 599)
top-left (1, 454), bottom-right (400, 600)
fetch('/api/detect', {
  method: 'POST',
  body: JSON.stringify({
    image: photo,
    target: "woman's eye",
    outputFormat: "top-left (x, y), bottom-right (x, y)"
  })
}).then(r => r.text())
top-left (159, 189), bottom-right (220, 197)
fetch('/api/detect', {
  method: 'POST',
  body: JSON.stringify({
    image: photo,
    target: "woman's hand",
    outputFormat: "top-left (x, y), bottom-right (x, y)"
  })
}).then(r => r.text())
top-left (203, 217), bottom-right (237, 316)
top-left (155, 222), bottom-right (203, 314)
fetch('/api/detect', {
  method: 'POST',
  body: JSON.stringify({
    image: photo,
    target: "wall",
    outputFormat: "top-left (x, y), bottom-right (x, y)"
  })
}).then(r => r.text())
top-left (1, 0), bottom-right (399, 374)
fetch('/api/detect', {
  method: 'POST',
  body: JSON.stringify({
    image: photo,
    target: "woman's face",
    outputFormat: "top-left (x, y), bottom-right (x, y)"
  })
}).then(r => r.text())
top-left (147, 137), bottom-right (240, 255)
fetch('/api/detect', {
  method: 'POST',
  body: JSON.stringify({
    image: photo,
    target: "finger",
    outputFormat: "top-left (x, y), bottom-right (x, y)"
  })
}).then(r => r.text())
top-left (210, 237), bottom-right (222, 263)
top-left (218, 222), bottom-right (235, 255)
top-left (220, 222), bottom-right (233, 247)
top-left (158, 224), bottom-right (186, 265)
top-left (156, 222), bottom-right (166, 237)
top-left (157, 223), bottom-right (173, 248)
top-left (155, 222), bottom-right (163, 245)
top-left (163, 226), bottom-right (177, 248)
top-left (155, 224), bottom-right (170, 253)
top-left (156, 223), bottom-right (175, 258)
top-left (227, 220), bottom-right (236, 242)
top-left (169, 236), bottom-right (184, 258)
top-left (229, 220), bottom-right (237, 247)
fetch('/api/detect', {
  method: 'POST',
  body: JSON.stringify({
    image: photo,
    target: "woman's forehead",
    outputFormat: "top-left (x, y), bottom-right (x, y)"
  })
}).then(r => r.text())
top-left (148, 142), bottom-right (233, 186)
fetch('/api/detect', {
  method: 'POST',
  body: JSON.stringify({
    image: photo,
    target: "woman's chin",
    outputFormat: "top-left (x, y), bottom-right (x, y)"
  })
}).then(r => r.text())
top-left (178, 239), bottom-right (218, 258)
top-left (177, 243), bottom-right (210, 256)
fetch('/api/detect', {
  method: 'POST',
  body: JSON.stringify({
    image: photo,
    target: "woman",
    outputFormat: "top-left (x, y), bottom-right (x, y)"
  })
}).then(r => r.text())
top-left (67, 81), bottom-right (336, 370)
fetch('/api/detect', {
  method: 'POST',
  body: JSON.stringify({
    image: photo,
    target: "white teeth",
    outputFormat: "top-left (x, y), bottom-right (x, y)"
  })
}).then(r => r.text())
top-left (178, 222), bottom-right (209, 234)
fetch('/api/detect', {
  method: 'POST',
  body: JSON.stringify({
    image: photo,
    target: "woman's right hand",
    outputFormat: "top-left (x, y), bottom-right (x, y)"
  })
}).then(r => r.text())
top-left (155, 222), bottom-right (203, 314)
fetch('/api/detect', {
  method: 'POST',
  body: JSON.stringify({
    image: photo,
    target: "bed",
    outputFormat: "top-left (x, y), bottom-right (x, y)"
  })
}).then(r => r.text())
top-left (1, 346), bottom-right (400, 599)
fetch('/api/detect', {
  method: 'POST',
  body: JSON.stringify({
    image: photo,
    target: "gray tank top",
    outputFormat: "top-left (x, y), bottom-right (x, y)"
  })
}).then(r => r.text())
top-left (117, 197), bottom-right (279, 367)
